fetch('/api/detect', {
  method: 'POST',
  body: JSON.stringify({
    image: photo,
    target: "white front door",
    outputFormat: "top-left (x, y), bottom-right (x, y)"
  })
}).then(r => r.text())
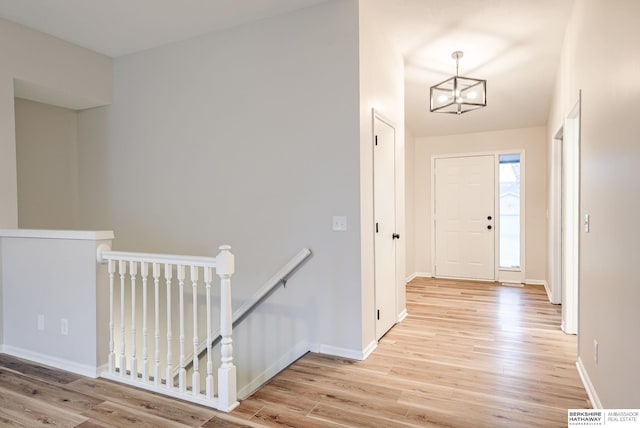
top-left (374, 116), bottom-right (397, 340)
top-left (434, 155), bottom-right (495, 280)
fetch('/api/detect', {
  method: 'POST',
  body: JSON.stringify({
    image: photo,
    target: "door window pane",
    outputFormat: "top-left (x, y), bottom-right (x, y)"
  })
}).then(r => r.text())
top-left (499, 154), bottom-right (520, 268)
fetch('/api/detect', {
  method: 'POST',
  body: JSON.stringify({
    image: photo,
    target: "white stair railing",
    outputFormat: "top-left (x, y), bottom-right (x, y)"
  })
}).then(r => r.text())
top-left (96, 244), bottom-right (238, 412)
top-left (177, 247), bottom-right (312, 379)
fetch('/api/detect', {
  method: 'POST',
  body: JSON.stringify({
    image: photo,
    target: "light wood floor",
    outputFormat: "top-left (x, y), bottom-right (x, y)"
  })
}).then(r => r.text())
top-left (0, 277), bottom-right (589, 427)
top-left (234, 277), bottom-right (590, 427)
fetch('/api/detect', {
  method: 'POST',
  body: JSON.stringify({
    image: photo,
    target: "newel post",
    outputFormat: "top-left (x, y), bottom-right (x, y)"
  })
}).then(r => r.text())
top-left (216, 245), bottom-right (238, 412)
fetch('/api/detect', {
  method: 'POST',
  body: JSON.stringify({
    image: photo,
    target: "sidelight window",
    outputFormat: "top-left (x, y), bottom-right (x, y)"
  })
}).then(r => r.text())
top-left (499, 154), bottom-right (521, 269)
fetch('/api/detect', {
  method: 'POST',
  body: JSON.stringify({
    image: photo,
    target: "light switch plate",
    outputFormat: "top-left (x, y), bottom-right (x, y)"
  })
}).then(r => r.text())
top-left (332, 216), bottom-right (347, 231)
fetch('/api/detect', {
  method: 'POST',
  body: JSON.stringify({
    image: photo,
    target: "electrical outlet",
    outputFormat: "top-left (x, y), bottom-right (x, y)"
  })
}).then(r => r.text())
top-left (61, 318), bottom-right (69, 336)
top-left (594, 339), bottom-right (598, 364)
top-left (37, 314), bottom-right (45, 331)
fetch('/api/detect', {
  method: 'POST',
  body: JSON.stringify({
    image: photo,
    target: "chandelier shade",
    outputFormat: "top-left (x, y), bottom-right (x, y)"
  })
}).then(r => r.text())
top-left (430, 51), bottom-right (486, 115)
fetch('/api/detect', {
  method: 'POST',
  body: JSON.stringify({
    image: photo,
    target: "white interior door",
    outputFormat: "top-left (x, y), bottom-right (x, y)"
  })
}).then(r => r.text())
top-left (434, 155), bottom-right (495, 280)
top-left (562, 99), bottom-right (580, 335)
top-left (373, 116), bottom-right (397, 340)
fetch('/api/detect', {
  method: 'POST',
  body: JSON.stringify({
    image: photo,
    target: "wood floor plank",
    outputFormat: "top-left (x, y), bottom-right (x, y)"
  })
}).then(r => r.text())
top-left (0, 387), bottom-right (88, 427)
top-left (0, 353), bottom-right (83, 385)
top-left (202, 416), bottom-right (263, 428)
top-left (250, 404), bottom-right (338, 428)
top-left (307, 402), bottom-right (417, 428)
top-left (80, 400), bottom-right (191, 428)
top-left (0, 277), bottom-right (589, 427)
top-left (68, 377), bottom-right (215, 427)
top-left (0, 367), bottom-right (103, 413)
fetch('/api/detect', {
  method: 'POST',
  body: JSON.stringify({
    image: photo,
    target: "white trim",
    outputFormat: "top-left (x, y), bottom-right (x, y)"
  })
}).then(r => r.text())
top-left (577, 357), bottom-right (601, 409)
top-left (361, 340), bottom-right (378, 360)
top-left (543, 281), bottom-right (553, 302)
top-left (406, 272), bottom-right (432, 283)
top-left (523, 279), bottom-right (558, 304)
top-left (433, 275), bottom-right (494, 283)
top-left (0, 345), bottom-right (99, 378)
top-left (318, 340), bottom-right (377, 361)
top-left (372, 109), bottom-right (397, 129)
top-left (549, 129), bottom-right (564, 305)
top-left (498, 269), bottom-right (524, 284)
top-left (397, 309), bottom-right (408, 323)
top-left (237, 341), bottom-right (311, 399)
top-left (0, 229), bottom-right (114, 240)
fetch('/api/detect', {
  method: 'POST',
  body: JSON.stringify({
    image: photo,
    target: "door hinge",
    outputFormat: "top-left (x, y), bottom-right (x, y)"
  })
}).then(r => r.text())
top-left (377, 309), bottom-right (380, 320)
top-left (375, 135), bottom-right (378, 146)
top-left (375, 222), bottom-right (379, 233)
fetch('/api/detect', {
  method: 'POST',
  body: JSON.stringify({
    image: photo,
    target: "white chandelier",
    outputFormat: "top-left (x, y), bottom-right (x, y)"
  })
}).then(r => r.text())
top-left (430, 51), bottom-right (486, 115)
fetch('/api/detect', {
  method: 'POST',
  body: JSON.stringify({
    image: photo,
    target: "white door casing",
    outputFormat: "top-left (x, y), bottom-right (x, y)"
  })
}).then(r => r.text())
top-left (373, 115), bottom-right (397, 340)
top-left (550, 129), bottom-right (564, 304)
top-left (434, 155), bottom-right (495, 280)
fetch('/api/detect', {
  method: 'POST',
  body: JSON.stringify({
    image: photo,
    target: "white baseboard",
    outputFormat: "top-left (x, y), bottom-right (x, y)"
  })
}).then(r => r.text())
top-left (576, 357), bottom-right (601, 409)
top-left (406, 272), bottom-right (432, 283)
top-left (237, 341), bottom-right (311, 400)
top-left (0, 345), bottom-right (98, 378)
top-left (406, 272), bottom-right (418, 283)
top-left (236, 336), bottom-right (383, 401)
top-left (397, 309), bottom-right (408, 323)
top-left (525, 279), bottom-right (557, 304)
top-left (542, 281), bottom-right (554, 302)
top-left (361, 340), bottom-right (377, 360)
top-left (317, 341), bottom-right (376, 361)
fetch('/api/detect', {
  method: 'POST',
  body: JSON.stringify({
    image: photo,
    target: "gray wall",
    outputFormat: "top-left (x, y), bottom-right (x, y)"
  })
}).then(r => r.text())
top-left (0, 17), bottom-right (112, 229)
top-left (76, 0), bottom-right (365, 377)
top-left (15, 98), bottom-right (79, 229)
top-left (547, 0), bottom-right (640, 407)
top-left (0, 231), bottom-right (111, 376)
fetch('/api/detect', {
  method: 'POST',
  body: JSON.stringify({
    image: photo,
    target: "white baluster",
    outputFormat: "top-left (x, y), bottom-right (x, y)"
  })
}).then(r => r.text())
top-left (153, 263), bottom-right (161, 387)
top-left (204, 266), bottom-right (214, 399)
top-left (191, 265), bottom-right (200, 396)
top-left (216, 245), bottom-right (237, 411)
top-left (108, 259), bottom-right (115, 374)
top-left (165, 263), bottom-right (173, 388)
top-left (118, 260), bottom-right (127, 377)
top-left (141, 261), bottom-right (149, 383)
top-left (129, 260), bottom-right (138, 381)
top-left (177, 264), bottom-right (186, 392)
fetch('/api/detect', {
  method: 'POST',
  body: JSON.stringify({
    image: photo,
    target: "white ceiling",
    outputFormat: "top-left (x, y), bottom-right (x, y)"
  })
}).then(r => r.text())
top-left (380, 0), bottom-right (575, 137)
top-left (0, 0), bottom-right (574, 137)
top-left (0, 0), bottom-right (329, 57)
